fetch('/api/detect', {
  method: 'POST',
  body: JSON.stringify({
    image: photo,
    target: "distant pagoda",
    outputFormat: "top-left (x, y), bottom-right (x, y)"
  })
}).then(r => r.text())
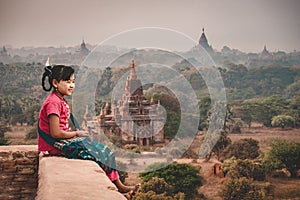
top-left (260, 45), bottom-right (272, 59)
top-left (0, 46), bottom-right (9, 57)
top-left (198, 28), bottom-right (214, 53)
top-left (77, 39), bottom-right (90, 55)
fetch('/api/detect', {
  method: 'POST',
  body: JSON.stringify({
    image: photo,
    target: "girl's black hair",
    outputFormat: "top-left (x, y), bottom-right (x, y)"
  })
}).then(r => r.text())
top-left (42, 65), bottom-right (75, 92)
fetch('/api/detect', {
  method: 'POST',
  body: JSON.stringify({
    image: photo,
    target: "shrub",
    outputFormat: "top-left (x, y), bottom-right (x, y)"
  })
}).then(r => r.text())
top-left (133, 177), bottom-right (185, 200)
top-left (262, 139), bottom-right (300, 178)
top-left (221, 177), bottom-right (273, 200)
top-left (221, 138), bottom-right (259, 160)
top-left (226, 159), bottom-right (266, 181)
top-left (271, 115), bottom-right (295, 128)
top-left (140, 163), bottom-right (202, 199)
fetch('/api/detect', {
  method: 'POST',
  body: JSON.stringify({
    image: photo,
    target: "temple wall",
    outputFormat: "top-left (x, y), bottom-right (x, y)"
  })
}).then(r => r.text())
top-left (0, 145), bottom-right (126, 200)
top-left (0, 145), bottom-right (38, 200)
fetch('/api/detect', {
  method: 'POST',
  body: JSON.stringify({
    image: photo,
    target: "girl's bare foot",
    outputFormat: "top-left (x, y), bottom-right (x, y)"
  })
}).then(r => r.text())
top-left (123, 184), bottom-right (140, 200)
top-left (114, 179), bottom-right (140, 193)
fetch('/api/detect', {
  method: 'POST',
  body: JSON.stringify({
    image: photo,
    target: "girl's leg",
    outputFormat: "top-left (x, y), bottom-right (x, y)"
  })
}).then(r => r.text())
top-left (113, 179), bottom-right (139, 193)
top-left (114, 179), bottom-right (140, 200)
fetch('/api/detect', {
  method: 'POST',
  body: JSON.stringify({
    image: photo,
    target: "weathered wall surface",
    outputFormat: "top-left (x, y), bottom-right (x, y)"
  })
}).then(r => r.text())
top-left (0, 145), bottom-right (38, 200)
top-left (36, 156), bottom-right (126, 200)
top-left (0, 145), bottom-right (126, 200)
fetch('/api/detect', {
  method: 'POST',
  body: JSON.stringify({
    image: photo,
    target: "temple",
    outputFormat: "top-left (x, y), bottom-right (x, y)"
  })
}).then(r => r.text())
top-left (260, 45), bottom-right (272, 59)
top-left (77, 39), bottom-right (90, 55)
top-left (83, 60), bottom-right (165, 147)
top-left (0, 46), bottom-right (9, 57)
top-left (198, 28), bottom-right (214, 53)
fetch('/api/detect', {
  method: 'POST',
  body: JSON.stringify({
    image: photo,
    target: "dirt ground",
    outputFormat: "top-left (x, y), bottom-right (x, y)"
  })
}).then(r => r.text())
top-left (4, 124), bottom-right (300, 199)
top-left (230, 123), bottom-right (300, 152)
top-left (4, 125), bottom-right (37, 145)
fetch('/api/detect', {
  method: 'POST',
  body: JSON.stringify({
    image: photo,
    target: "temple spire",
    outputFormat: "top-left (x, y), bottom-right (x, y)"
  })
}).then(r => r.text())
top-left (129, 59), bottom-right (138, 80)
top-left (198, 27), bottom-right (214, 53)
top-left (45, 56), bottom-right (51, 66)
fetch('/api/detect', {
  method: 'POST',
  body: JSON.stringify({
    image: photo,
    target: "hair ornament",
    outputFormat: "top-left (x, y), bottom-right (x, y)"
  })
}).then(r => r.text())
top-left (45, 65), bottom-right (53, 76)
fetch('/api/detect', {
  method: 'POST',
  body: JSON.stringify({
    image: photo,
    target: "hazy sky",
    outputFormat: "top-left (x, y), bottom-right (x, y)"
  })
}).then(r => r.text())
top-left (0, 0), bottom-right (299, 53)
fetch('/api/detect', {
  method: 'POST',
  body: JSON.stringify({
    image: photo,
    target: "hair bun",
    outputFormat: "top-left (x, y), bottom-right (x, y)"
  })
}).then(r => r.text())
top-left (44, 65), bottom-right (53, 76)
top-left (42, 65), bottom-right (53, 91)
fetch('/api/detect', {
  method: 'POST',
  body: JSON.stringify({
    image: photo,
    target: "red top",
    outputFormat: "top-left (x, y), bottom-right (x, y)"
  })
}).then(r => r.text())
top-left (38, 91), bottom-right (71, 155)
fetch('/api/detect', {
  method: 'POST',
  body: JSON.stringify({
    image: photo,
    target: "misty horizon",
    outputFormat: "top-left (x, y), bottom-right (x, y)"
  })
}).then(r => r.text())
top-left (1, 0), bottom-right (299, 53)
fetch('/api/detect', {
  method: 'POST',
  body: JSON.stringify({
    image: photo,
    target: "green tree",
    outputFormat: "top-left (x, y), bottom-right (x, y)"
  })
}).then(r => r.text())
top-left (211, 130), bottom-right (232, 161)
top-left (240, 99), bottom-right (259, 128)
top-left (202, 102), bottom-right (232, 161)
top-left (198, 95), bottom-right (211, 130)
top-left (290, 94), bottom-right (300, 127)
top-left (96, 67), bottom-right (113, 97)
top-left (221, 177), bottom-right (273, 200)
top-left (152, 93), bottom-right (181, 139)
top-left (284, 79), bottom-right (300, 98)
top-left (255, 95), bottom-right (290, 127)
top-left (163, 110), bottom-right (180, 139)
top-left (221, 138), bottom-right (260, 160)
top-left (23, 104), bottom-right (40, 125)
top-left (244, 65), bottom-right (295, 97)
top-left (140, 163), bottom-right (202, 199)
top-left (262, 140), bottom-right (300, 178)
top-left (223, 63), bottom-right (248, 89)
top-left (1, 95), bottom-right (22, 125)
top-left (271, 115), bottom-right (295, 129)
top-left (226, 159), bottom-right (266, 181)
top-left (133, 177), bottom-right (184, 200)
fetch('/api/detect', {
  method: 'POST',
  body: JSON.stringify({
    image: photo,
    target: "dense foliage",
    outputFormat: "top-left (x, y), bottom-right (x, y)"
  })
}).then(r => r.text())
top-left (133, 177), bottom-right (184, 200)
top-left (139, 163), bottom-right (202, 200)
top-left (1, 62), bottom-right (300, 130)
top-left (262, 140), bottom-right (300, 178)
top-left (218, 64), bottom-right (300, 100)
top-left (221, 177), bottom-right (274, 200)
top-left (221, 138), bottom-right (260, 160)
top-left (271, 114), bottom-right (295, 128)
top-left (224, 159), bottom-right (266, 181)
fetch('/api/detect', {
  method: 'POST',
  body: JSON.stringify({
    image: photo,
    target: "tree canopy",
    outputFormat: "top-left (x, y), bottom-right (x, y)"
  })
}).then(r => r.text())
top-left (262, 139), bottom-right (300, 178)
top-left (139, 163), bottom-right (202, 200)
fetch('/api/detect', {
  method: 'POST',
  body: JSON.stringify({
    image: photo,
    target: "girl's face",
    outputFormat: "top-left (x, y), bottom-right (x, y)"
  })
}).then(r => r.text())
top-left (54, 74), bottom-right (75, 97)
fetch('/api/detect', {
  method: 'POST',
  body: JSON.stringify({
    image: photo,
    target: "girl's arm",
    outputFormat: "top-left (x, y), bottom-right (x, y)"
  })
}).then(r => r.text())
top-left (49, 114), bottom-right (89, 138)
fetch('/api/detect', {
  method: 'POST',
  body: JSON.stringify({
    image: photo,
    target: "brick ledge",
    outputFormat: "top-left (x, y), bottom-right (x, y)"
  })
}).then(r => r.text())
top-left (36, 156), bottom-right (127, 200)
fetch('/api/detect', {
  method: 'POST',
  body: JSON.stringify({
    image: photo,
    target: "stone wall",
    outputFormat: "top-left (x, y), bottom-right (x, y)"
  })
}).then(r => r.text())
top-left (0, 145), bottom-right (126, 200)
top-left (0, 145), bottom-right (39, 200)
top-left (36, 156), bottom-right (126, 200)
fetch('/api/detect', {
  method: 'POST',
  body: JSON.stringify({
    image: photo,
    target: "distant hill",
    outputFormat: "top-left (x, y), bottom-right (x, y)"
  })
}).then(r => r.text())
top-left (1, 44), bottom-right (300, 68)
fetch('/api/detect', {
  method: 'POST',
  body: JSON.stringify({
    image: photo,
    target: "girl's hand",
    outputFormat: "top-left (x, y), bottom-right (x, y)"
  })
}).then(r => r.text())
top-left (76, 130), bottom-right (89, 137)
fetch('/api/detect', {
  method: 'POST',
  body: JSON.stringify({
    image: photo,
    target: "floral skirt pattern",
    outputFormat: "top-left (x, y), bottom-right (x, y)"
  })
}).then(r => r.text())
top-left (54, 137), bottom-right (117, 174)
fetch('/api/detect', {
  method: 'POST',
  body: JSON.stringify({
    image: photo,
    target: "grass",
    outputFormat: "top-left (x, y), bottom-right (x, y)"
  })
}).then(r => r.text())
top-left (229, 125), bottom-right (300, 152)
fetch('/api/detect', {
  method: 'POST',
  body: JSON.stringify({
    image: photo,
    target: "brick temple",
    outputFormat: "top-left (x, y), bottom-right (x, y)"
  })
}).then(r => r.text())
top-left (83, 60), bottom-right (165, 147)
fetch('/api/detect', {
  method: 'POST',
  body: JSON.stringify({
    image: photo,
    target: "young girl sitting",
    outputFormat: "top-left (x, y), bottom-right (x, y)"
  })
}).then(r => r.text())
top-left (38, 65), bottom-right (139, 199)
